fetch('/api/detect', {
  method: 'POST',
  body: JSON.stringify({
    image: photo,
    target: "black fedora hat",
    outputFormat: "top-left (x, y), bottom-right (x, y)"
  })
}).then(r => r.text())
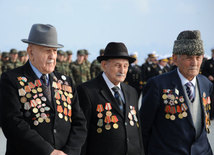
top-left (97, 42), bottom-right (136, 63)
top-left (22, 24), bottom-right (63, 48)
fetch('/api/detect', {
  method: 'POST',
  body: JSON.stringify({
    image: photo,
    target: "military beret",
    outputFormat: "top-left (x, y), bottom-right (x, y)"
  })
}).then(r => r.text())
top-left (173, 30), bottom-right (204, 56)
top-left (10, 48), bottom-right (18, 54)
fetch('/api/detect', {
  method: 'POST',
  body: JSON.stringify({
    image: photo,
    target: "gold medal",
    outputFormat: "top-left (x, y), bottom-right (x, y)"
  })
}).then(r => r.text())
top-left (97, 128), bottom-right (102, 133)
top-left (178, 113), bottom-right (183, 119)
top-left (33, 108), bottom-right (38, 113)
top-left (68, 93), bottom-right (73, 98)
top-left (34, 120), bottom-right (39, 126)
top-left (182, 111), bottom-right (187, 117)
top-left (97, 113), bottom-right (103, 118)
top-left (20, 81), bottom-right (24, 86)
top-left (26, 93), bottom-right (32, 98)
top-left (106, 111), bottom-right (112, 117)
top-left (170, 115), bottom-right (175, 120)
top-left (165, 113), bottom-right (170, 119)
top-left (36, 98), bottom-right (41, 104)
top-left (45, 118), bottom-right (50, 123)
top-left (38, 117), bottom-right (44, 123)
top-left (113, 123), bottom-right (119, 129)
top-left (105, 124), bottom-right (111, 130)
top-left (32, 89), bottom-right (37, 94)
top-left (37, 87), bottom-right (42, 92)
top-left (162, 94), bottom-right (167, 99)
top-left (64, 92), bottom-right (68, 96)
top-left (20, 97), bottom-right (27, 103)
top-left (58, 113), bottom-right (63, 119)
top-left (64, 116), bottom-right (68, 121)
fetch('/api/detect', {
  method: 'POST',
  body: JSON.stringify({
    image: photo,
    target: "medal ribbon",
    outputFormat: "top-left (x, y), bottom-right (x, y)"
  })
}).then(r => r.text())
top-left (111, 115), bottom-right (118, 123)
top-left (97, 104), bottom-right (104, 112)
top-left (104, 116), bottom-right (111, 123)
top-left (181, 103), bottom-right (188, 111)
top-left (105, 103), bottom-right (112, 110)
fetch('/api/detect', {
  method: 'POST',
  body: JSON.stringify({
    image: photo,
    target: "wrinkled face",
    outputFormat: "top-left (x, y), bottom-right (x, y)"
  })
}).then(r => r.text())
top-left (27, 44), bottom-right (57, 74)
top-left (101, 59), bottom-right (129, 85)
top-left (173, 54), bottom-right (203, 81)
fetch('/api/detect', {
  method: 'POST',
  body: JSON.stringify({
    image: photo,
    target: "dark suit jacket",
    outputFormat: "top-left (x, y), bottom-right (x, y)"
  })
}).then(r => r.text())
top-left (77, 73), bottom-right (144, 155)
top-left (0, 61), bottom-right (87, 155)
top-left (140, 69), bottom-right (213, 155)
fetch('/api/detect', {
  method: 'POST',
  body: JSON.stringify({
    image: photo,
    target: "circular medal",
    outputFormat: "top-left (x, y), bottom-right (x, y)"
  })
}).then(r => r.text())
top-left (113, 123), bottom-right (119, 129)
top-left (40, 113), bottom-right (47, 118)
top-left (105, 124), bottom-right (111, 130)
top-left (182, 111), bottom-right (187, 117)
top-left (40, 108), bottom-right (45, 113)
top-left (174, 100), bottom-right (178, 104)
top-left (178, 113), bottom-right (183, 119)
top-left (179, 97), bottom-right (184, 103)
top-left (67, 105), bottom-right (71, 110)
top-left (165, 113), bottom-right (170, 119)
top-left (20, 97), bottom-right (27, 103)
top-left (61, 75), bottom-right (66, 81)
top-left (45, 106), bottom-right (50, 111)
top-left (33, 108), bottom-right (38, 113)
top-left (97, 113), bottom-right (103, 118)
top-left (35, 113), bottom-right (40, 118)
top-left (45, 118), bottom-right (51, 123)
top-left (38, 117), bottom-right (44, 123)
top-left (97, 128), bottom-right (102, 133)
top-left (26, 93), bottom-right (32, 98)
top-left (68, 93), bottom-right (73, 98)
top-left (64, 116), bottom-right (68, 122)
top-left (170, 115), bottom-right (175, 120)
top-left (106, 111), bottom-right (112, 117)
top-left (162, 94), bottom-right (167, 99)
top-left (36, 98), bottom-right (41, 104)
top-left (64, 92), bottom-right (68, 96)
top-left (170, 95), bottom-right (175, 100)
top-left (20, 81), bottom-right (24, 86)
top-left (41, 96), bottom-right (47, 102)
top-left (37, 87), bottom-right (42, 92)
top-left (58, 113), bottom-right (63, 119)
top-left (56, 100), bottom-right (60, 105)
top-left (32, 89), bottom-right (37, 94)
top-left (64, 102), bottom-right (68, 107)
top-left (130, 120), bottom-right (134, 126)
top-left (34, 120), bottom-right (39, 126)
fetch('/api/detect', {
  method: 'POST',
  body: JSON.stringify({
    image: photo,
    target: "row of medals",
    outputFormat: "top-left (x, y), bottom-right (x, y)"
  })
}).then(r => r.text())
top-left (96, 104), bottom-right (139, 133)
top-left (18, 77), bottom-right (51, 126)
top-left (53, 75), bottom-right (73, 123)
top-left (162, 93), bottom-right (188, 120)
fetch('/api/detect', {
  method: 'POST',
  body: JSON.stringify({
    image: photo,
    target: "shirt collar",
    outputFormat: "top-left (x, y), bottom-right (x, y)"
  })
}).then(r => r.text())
top-left (177, 68), bottom-right (196, 87)
top-left (102, 72), bottom-right (121, 90)
top-left (29, 61), bottom-right (49, 79)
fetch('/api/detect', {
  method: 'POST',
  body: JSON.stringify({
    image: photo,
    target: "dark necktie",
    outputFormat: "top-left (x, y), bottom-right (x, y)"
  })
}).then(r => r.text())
top-left (185, 82), bottom-right (194, 103)
top-left (40, 74), bottom-right (51, 102)
top-left (112, 86), bottom-right (124, 112)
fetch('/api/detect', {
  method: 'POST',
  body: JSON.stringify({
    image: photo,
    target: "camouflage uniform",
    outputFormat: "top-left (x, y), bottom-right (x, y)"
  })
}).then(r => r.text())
top-left (90, 49), bottom-right (104, 79)
top-left (71, 50), bottom-right (91, 86)
top-left (1, 52), bottom-right (10, 73)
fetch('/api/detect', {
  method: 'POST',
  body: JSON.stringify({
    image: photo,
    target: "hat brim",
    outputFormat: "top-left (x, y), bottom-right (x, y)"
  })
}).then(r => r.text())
top-left (97, 56), bottom-right (136, 63)
top-left (22, 39), bottom-right (64, 48)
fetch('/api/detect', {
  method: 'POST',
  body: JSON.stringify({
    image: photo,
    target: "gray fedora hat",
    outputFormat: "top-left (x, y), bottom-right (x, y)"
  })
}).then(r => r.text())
top-left (22, 24), bottom-right (63, 48)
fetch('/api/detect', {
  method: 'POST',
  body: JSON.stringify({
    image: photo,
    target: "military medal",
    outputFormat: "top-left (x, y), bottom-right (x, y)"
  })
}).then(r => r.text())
top-left (97, 128), bottom-right (102, 133)
top-left (37, 87), bottom-right (42, 92)
top-left (24, 102), bottom-right (31, 110)
top-left (97, 104), bottom-right (104, 118)
top-left (97, 119), bottom-right (103, 127)
top-left (20, 81), bottom-right (25, 86)
top-left (181, 103), bottom-right (188, 117)
top-left (162, 94), bottom-right (167, 100)
top-left (104, 116), bottom-right (111, 130)
top-left (20, 97), bottom-right (27, 103)
top-left (165, 105), bottom-right (170, 119)
top-left (61, 75), bottom-right (66, 81)
top-left (34, 120), bottom-right (39, 126)
top-left (26, 93), bottom-right (32, 98)
top-left (32, 89), bottom-right (37, 94)
top-left (33, 108), bottom-right (38, 113)
top-left (45, 118), bottom-right (51, 123)
top-left (38, 117), bottom-right (44, 123)
top-left (105, 103), bottom-right (112, 117)
top-left (18, 88), bottom-right (26, 96)
top-left (111, 115), bottom-right (119, 129)
top-left (179, 96), bottom-right (184, 102)
top-left (169, 106), bottom-right (176, 120)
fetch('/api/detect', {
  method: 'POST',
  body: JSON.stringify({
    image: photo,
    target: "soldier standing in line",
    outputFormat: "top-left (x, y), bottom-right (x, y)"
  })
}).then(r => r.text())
top-left (1, 52), bottom-right (10, 73)
top-left (70, 50), bottom-right (91, 86)
top-left (90, 49), bottom-right (104, 79)
top-left (141, 53), bottom-right (158, 89)
top-left (83, 49), bottom-right (91, 69)
top-left (66, 50), bottom-right (73, 64)
top-left (202, 49), bottom-right (214, 119)
top-left (4, 48), bottom-right (23, 72)
top-left (124, 52), bottom-right (143, 98)
top-left (18, 50), bottom-right (27, 65)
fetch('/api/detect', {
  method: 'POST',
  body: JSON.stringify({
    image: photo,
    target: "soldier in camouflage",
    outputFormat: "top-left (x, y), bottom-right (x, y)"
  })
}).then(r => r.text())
top-left (1, 52), bottom-right (10, 73)
top-left (90, 49), bottom-right (104, 79)
top-left (66, 50), bottom-right (73, 63)
top-left (84, 49), bottom-right (91, 69)
top-left (70, 50), bottom-right (91, 86)
top-left (18, 50), bottom-right (27, 65)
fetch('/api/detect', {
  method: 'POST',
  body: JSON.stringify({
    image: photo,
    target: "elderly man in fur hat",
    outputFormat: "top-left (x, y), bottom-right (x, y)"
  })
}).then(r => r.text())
top-left (140, 30), bottom-right (213, 155)
top-left (77, 42), bottom-right (145, 155)
top-left (0, 24), bottom-right (87, 155)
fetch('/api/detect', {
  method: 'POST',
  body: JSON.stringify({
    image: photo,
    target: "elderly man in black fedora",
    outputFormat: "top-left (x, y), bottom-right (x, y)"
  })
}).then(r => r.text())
top-left (77, 42), bottom-right (145, 155)
top-left (0, 24), bottom-right (87, 155)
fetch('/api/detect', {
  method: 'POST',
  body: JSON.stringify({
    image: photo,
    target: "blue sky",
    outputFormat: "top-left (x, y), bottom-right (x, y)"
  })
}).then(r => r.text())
top-left (0, 0), bottom-right (214, 64)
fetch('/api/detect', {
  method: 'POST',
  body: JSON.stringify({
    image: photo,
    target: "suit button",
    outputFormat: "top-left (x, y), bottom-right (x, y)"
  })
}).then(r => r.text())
top-left (53, 129), bottom-right (57, 133)
top-left (125, 122), bottom-right (128, 126)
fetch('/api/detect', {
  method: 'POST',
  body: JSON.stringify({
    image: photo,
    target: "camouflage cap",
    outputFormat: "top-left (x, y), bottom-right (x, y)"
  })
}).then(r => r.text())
top-left (84, 49), bottom-right (89, 55)
top-left (66, 50), bottom-right (73, 55)
top-left (18, 51), bottom-right (26, 57)
top-left (2, 52), bottom-right (9, 58)
top-left (10, 48), bottom-right (18, 54)
top-left (77, 50), bottom-right (85, 56)
top-left (57, 50), bottom-right (65, 55)
top-left (173, 30), bottom-right (204, 56)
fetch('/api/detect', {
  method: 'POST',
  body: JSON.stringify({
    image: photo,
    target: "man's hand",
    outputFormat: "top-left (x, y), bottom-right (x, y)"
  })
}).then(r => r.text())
top-left (50, 149), bottom-right (67, 155)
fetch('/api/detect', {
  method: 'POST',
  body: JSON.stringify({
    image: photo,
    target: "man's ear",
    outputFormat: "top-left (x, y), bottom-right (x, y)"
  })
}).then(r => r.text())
top-left (172, 54), bottom-right (177, 66)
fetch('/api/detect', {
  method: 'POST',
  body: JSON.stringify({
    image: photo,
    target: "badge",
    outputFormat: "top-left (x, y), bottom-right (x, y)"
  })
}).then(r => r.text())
top-left (130, 120), bottom-right (134, 126)
top-left (20, 81), bottom-right (24, 86)
top-left (97, 128), bottom-right (102, 133)
top-left (18, 88), bottom-right (26, 96)
top-left (106, 111), bottom-right (112, 117)
top-left (178, 113), bottom-right (183, 119)
top-left (113, 123), bottom-right (119, 129)
top-left (33, 108), bottom-right (38, 113)
top-left (182, 111), bottom-right (187, 117)
top-left (97, 119), bottom-right (103, 127)
top-left (37, 87), bottom-right (42, 93)
top-left (58, 113), bottom-right (63, 119)
top-left (61, 75), bottom-right (66, 81)
top-left (20, 97), bottom-right (27, 103)
top-left (24, 102), bottom-right (31, 110)
top-left (45, 118), bottom-right (51, 123)
top-left (34, 120), bottom-right (39, 126)
top-left (105, 124), bottom-right (111, 130)
top-left (40, 108), bottom-right (45, 113)
top-left (38, 117), bottom-right (44, 123)
top-left (170, 115), bottom-right (175, 120)
top-left (32, 89), bottom-right (37, 94)
top-left (175, 89), bottom-right (179, 95)
top-left (165, 113), bottom-right (170, 119)
top-left (41, 96), bottom-right (47, 102)
top-left (26, 93), bottom-right (32, 98)
top-left (162, 94), bottom-right (167, 99)
top-left (36, 98), bottom-right (42, 105)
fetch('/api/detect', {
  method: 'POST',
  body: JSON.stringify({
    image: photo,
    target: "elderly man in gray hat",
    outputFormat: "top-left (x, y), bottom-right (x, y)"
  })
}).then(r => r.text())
top-left (0, 24), bottom-right (87, 155)
top-left (140, 30), bottom-right (213, 155)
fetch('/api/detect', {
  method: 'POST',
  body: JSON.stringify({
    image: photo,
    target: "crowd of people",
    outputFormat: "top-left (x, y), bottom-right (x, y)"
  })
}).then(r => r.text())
top-left (0, 23), bottom-right (213, 155)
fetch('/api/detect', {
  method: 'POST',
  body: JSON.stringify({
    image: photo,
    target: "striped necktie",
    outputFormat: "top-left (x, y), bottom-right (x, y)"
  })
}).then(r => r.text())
top-left (185, 82), bottom-right (194, 103)
top-left (112, 86), bottom-right (124, 112)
